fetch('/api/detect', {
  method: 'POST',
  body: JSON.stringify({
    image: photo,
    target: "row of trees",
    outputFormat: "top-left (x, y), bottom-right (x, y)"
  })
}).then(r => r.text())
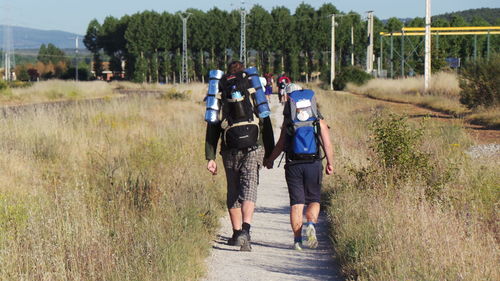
top-left (84, 4), bottom-right (499, 83)
top-left (11, 43), bottom-right (91, 81)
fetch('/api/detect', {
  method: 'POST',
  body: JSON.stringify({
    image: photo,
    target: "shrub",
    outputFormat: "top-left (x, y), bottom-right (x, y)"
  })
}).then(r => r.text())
top-left (0, 80), bottom-right (8, 91)
top-left (459, 55), bottom-right (500, 109)
top-left (370, 114), bottom-right (430, 181)
top-left (352, 113), bottom-right (454, 201)
top-left (333, 66), bottom-right (372, 90)
top-left (61, 67), bottom-right (90, 81)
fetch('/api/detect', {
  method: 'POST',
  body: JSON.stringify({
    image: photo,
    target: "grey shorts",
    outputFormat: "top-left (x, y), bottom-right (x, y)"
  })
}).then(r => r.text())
top-left (222, 146), bottom-right (264, 209)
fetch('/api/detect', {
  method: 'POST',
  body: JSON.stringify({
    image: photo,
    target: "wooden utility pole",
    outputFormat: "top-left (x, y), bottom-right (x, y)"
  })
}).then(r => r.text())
top-left (351, 25), bottom-right (355, 66)
top-left (424, 0), bottom-right (431, 91)
top-left (366, 11), bottom-right (374, 74)
top-left (330, 14), bottom-right (336, 90)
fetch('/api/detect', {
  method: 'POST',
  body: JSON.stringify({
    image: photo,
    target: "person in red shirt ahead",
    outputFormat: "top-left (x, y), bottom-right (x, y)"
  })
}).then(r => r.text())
top-left (277, 73), bottom-right (291, 103)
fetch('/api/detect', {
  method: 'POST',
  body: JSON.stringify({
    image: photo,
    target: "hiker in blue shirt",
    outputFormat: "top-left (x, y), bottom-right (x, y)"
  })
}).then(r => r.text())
top-left (264, 83), bottom-right (334, 251)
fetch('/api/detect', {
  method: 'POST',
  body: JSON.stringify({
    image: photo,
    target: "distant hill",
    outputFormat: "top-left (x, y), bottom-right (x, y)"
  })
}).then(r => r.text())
top-left (433, 8), bottom-right (500, 25)
top-left (0, 25), bottom-right (83, 49)
top-left (381, 8), bottom-right (499, 25)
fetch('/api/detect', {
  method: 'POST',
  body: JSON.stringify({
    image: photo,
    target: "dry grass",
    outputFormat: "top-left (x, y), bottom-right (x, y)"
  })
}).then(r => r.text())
top-left (331, 187), bottom-right (498, 281)
top-left (313, 88), bottom-right (499, 280)
top-left (347, 72), bottom-right (500, 127)
top-left (0, 80), bottom-right (117, 105)
top-left (347, 72), bottom-right (467, 114)
top-left (468, 106), bottom-right (500, 128)
top-left (347, 72), bottom-right (461, 97)
top-left (0, 93), bottom-right (225, 280)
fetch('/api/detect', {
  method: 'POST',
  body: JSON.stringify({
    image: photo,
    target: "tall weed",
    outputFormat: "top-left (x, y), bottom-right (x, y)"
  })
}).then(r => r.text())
top-left (0, 95), bottom-right (225, 280)
top-left (317, 88), bottom-right (499, 281)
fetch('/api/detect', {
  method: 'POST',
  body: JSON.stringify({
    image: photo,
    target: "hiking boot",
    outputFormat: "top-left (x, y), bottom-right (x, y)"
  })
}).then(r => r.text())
top-left (227, 230), bottom-right (242, 246)
top-left (306, 224), bottom-right (318, 249)
top-left (293, 242), bottom-right (303, 251)
top-left (237, 229), bottom-right (252, 252)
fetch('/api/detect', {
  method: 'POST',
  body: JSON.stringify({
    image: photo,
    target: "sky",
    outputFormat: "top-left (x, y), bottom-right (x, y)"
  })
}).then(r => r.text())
top-left (1, 0), bottom-right (498, 34)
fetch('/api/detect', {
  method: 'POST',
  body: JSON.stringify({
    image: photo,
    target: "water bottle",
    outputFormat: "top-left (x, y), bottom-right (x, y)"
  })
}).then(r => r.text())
top-left (230, 88), bottom-right (246, 120)
top-left (245, 67), bottom-right (271, 118)
top-left (204, 69), bottom-right (224, 123)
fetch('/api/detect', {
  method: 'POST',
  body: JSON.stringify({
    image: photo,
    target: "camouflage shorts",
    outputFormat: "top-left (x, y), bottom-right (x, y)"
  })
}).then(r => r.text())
top-left (221, 146), bottom-right (264, 209)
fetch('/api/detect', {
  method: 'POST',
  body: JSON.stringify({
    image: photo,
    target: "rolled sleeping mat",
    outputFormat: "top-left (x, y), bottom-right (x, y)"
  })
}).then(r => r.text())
top-left (205, 69), bottom-right (224, 123)
top-left (245, 67), bottom-right (271, 118)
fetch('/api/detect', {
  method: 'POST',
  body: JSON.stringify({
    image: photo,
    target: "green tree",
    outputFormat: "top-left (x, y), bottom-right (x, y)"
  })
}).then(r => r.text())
top-left (84, 19), bottom-right (103, 78)
top-left (205, 8), bottom-right (232, 70)
top-left (386, 17), bottom-right (403, 32)
top-left (270, 6), bottom-right (293, 74)
top-left (158, 12), bottom-right (177, 82)
top-left (37, 43), bottom-right (67, 65)
top-left (315, 4), bottom-right (338, 79)
top-left (100, 16), bottom-right (130, 73)
top-left (449, 15), bottom-right (469, 59)
top-left (187, 9), bottom-right (208, 81)
top-left (294, 3), bottom-right (316, 81)
top-left (125, 12), bottom-right (160, 82)
top-left (37, 44), bottom-right (48, 64)
top-left (248, 5), bottom-right (273, 72)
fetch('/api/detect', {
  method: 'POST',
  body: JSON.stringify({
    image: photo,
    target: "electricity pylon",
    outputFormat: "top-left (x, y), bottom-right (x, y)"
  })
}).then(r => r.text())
top-left (240, 1), bottom-right (247, 67)
top-left (179, 13), bottom-right (191, 84)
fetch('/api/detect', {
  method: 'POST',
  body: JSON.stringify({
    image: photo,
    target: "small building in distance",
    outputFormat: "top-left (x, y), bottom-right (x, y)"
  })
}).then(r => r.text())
top-left (90, 61), bottom-right (125, 81)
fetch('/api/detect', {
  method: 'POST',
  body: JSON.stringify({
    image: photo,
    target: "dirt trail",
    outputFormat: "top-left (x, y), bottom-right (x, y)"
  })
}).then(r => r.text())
top-left (203, 96), bottom-right (343, 281)
top-left (342, 91), bottom-right (500, 144)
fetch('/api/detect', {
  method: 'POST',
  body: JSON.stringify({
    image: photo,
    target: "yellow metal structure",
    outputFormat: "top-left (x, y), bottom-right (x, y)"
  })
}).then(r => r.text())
top-left (403, 26), bottom-right (500, 32)
top-left (381, 31), bottom-right (500, 37)
top-left (380, 26), bottom-right (500, 37)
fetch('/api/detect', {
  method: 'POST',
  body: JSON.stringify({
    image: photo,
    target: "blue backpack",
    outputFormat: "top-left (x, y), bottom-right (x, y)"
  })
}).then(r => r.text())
top-left (286, 89), bottom-right (322, 161)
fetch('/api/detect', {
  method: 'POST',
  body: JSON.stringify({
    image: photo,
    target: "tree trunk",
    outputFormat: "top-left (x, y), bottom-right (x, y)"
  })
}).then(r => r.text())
top-left (268, 51), bottom-right (271, 74)
top-left (156, 50), bottom-right (159, 83)
top-left (201, 49), bottom-right (205, 83)
top-left (281, 53), bottom-right (284, 73)
top-left (338, 47), bottom-right (342, 73)
top-left (211, 48), bottom-right (215, 68)
top-left (224, 48), bottom-right (227, 65)
top-left (164, 51), bottom-right (169, 84)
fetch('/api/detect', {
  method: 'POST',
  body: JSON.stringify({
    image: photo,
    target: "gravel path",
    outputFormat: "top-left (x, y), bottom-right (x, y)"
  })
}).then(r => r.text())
top-left (466, 144), bottom-right (500, 159)
top-left (203, 96), bottom-right (343, 281)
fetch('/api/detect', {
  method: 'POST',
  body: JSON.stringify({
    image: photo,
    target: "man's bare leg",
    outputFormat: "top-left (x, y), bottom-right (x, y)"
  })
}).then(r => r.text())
top-left (290, 204), bottom-right (305, 238)
top-left (241, 201), bottom-right (255, 224)
top-left (229, 208), bottom-right (242, 230)
top-left (305, 202), bottom-right (320, 223)
top-left (236, 201), bottom-right (255, 251)
top-left (305, 202), bottom-right (320, 248)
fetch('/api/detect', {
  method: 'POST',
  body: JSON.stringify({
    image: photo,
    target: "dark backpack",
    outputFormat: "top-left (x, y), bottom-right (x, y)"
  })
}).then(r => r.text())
top-left (286, 89), bottom-right (322, 161)
top-left (220, 72), bottom-right (259, 149)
